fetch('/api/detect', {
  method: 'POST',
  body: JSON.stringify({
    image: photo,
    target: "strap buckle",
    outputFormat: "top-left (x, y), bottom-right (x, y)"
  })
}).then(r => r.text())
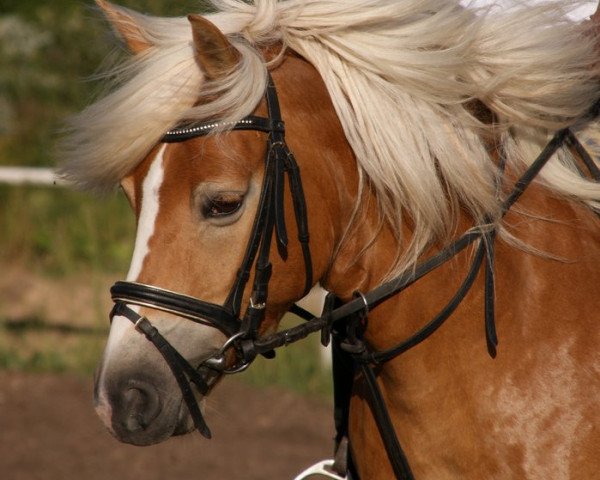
top-left (202, 332), bottom-right (253, 374)
top-left (134, 315), bottom-right (148, 333)
top-left (249, 297), bottom-right (266, 310)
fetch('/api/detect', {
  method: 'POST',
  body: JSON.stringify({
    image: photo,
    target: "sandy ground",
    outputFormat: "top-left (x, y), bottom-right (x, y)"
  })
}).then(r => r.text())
top-left (0, 371), bottom-right (335, 480)
top-left (0, 266), bottom-right (335, 479)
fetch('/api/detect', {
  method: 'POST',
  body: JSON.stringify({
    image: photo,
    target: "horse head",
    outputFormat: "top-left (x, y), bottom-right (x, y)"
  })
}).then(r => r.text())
top-left (86, 0), bottom-right (357, 446)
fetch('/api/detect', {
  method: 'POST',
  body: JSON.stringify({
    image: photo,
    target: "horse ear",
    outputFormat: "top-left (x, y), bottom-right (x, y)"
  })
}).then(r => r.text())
top-left (96, 0), bottom-right (152, 54)
top-left (188, 14), bottom-right (240, 79)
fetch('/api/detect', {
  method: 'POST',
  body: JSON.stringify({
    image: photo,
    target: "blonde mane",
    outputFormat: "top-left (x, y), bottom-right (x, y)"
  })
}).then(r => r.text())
top-left (60, 0), bottom-right (600, 275)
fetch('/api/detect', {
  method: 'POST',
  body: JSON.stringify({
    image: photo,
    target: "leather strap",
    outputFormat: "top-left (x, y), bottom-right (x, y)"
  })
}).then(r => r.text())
top-left (111, 281), bottom-right (239, 337)
top-left (162, 115), bottom-right (275, 142)
top-left (222, 118), bottom-right (599, 479)
top-left (565, 129), bottom-right (600, 180)
top-left (111, 302), bottom-right (213, 438)
top-left (360, 363), bottom-right (414, 479)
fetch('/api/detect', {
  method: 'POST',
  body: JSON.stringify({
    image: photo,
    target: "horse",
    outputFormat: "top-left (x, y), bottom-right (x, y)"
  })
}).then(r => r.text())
top-left (60, 0), bottom-right (600, 478)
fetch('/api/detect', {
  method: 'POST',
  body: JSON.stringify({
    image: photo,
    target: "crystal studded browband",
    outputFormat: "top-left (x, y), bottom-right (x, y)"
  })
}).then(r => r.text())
top-left (161, 115), bottom-right (283, 143)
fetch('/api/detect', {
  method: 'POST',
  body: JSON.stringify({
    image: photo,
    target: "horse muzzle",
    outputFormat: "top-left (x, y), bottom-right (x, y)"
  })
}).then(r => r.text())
top-left (93, 332), bottom-right (223, 446)
top-left (94, 367), bottom-right (181, 445)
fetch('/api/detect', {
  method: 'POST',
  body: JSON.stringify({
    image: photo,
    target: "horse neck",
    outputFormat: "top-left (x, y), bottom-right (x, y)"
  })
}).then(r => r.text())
top-left (320, 98), bottom-right (505, 305)
top-left (322, 183), bottom-right (400, 300)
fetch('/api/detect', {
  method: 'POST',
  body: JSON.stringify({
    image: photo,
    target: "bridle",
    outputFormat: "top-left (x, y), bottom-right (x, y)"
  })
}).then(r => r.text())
top-left (110, 73), bottom-right (313, 438)
top-left (109, 72), bottom-right (600, 478)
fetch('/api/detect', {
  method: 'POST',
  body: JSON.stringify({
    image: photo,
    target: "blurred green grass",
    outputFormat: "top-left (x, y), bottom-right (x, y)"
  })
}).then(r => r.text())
top-left (0, 0), bottom-right (332, 398)
top-left (0, 184), bottom-right (134, 274)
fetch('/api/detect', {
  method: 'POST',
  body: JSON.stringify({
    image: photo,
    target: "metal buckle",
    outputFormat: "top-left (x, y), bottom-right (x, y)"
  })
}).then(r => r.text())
top-left (202, 332), bottom-right (252, 374)
top-left (249, 297), bottom-right (266, 310)
top-left (134, 316), bottom-right (148, 333)
top-left (352, 290), bottom-right (369, 316)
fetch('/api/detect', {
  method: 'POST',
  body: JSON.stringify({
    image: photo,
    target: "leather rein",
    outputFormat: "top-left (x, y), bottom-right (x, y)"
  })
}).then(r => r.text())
top-left (109, 74), bottom-right (600, 478)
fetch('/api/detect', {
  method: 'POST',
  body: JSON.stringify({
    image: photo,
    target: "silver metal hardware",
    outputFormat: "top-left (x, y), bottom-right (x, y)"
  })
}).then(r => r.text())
top-left (202, 332), bottom-right (252, 374)
top-left (134, 316), bottom-right (147, 333)
top-left (293, 460), bottom-right (347, 480)
top-left (354, 290), bottom-right (369, 315)
top-left (249, 297), bottom-right (266, 310)
top-left (203, 355), bottom-right (227, 371)
top-left (222, 360), bottom-right (251, 374)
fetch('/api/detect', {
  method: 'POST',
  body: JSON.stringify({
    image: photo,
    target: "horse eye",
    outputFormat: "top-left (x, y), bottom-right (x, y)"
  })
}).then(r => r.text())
top-left (202, 194), bottom-right (243, 218)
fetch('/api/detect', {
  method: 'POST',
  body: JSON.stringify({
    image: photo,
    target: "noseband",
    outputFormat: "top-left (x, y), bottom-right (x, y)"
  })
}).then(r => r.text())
top-left (109, 71), bottom-right (600, 478)
top-left (110, 73), bottom-right (313, 438)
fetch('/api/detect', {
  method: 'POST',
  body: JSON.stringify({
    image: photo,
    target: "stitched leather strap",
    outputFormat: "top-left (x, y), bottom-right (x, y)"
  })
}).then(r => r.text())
top-left (111, 281), bottom-right (239, 337)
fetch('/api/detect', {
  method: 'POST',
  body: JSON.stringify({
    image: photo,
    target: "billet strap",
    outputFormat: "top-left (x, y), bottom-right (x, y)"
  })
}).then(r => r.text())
top-left (223, 73), bottom-right (313, 313)
top-left (284, 148), bottom-right (313, 295)
top-left (224, 128), bottom-right (279, 316)
top-left (240, 155), bottom-right (277, 340)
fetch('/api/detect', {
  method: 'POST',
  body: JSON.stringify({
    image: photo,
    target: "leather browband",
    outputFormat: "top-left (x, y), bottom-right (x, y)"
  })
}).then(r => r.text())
top-left (161, 115), bottom-right (285, 143)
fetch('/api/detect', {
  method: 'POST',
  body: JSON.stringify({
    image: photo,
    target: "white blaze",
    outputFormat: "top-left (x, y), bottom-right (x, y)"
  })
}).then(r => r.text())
top-left (97, 146), bottom-right (166, 395)
top-left (126, 145), bottom-right (167, 281)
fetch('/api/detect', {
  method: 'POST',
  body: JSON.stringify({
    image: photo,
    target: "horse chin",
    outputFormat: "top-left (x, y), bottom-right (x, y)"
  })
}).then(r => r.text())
top-left (108, 399), bottom-right (183, 446)
top-left (173, 403), bottom-right (197, 436)
top-left (107, 391), bottom-right (209, 445)
top-left (109, 417), bottom-right (175, 446)
top-left (172, 369), bottom-right (224, 437)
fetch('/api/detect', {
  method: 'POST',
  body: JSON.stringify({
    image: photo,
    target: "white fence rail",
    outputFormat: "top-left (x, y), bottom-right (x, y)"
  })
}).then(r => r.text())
top-left (0, 167), bottom-right (65, 186)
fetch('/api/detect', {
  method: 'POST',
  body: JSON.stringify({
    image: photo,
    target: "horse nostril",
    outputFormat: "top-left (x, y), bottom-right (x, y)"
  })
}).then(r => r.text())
top-left (119, 379), bottom-right (161, 433)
